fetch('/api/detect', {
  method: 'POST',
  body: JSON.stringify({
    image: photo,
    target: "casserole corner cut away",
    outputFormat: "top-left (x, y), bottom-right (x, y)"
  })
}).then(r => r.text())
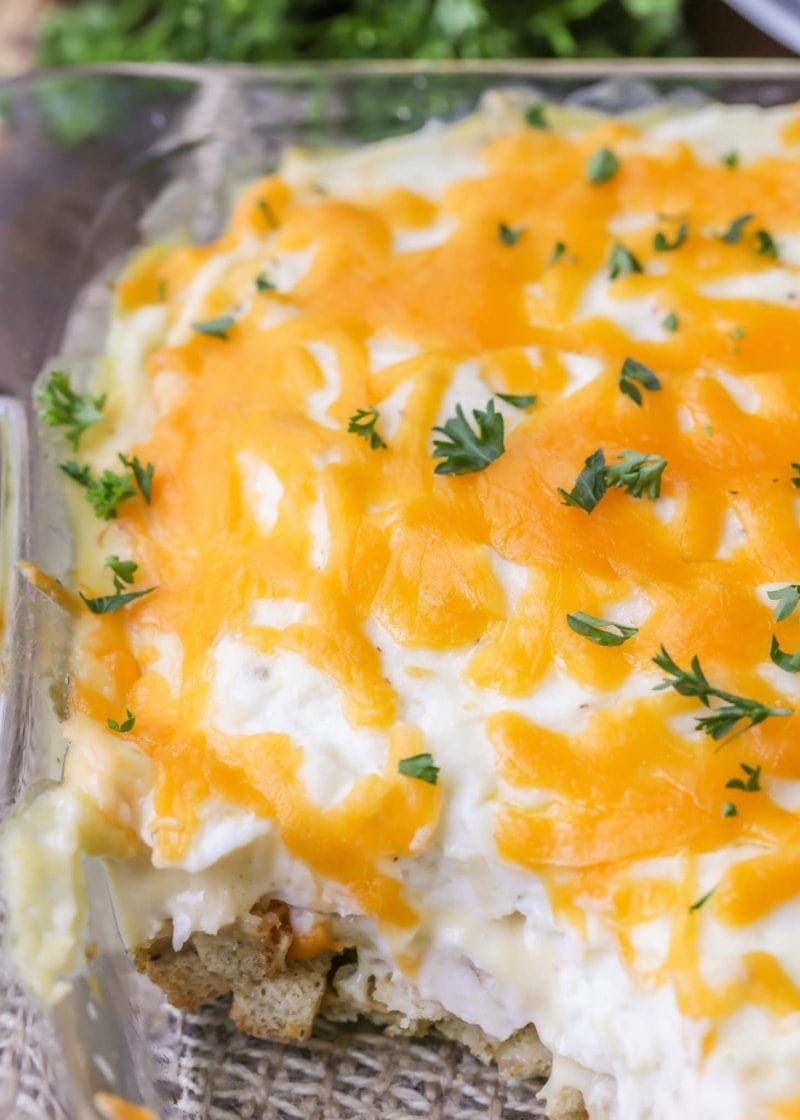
top-left (7, 90), bottom-right (800, 1120)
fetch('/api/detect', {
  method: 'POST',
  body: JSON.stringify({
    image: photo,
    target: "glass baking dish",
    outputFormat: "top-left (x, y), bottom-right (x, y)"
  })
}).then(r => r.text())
top-left (4, 58), bottom-right (800, 1120)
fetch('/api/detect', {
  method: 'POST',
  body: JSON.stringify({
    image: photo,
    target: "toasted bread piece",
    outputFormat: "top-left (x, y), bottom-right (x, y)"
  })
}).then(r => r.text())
top-left (230, 954), bottom-right (332, 1041)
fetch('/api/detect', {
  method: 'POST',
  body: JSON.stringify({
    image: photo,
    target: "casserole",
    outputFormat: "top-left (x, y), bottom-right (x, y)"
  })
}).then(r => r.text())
top-left (4, 63), bottom-right (797, 1120)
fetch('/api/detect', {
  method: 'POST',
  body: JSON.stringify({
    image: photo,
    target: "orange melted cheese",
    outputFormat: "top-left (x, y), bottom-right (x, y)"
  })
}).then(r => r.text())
top-left (68, 105), bottom-right (800, 1050)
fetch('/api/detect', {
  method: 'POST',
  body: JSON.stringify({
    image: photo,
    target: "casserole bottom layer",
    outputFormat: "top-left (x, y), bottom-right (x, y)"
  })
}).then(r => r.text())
top-left (134, 897), bottom-right (586, 1120)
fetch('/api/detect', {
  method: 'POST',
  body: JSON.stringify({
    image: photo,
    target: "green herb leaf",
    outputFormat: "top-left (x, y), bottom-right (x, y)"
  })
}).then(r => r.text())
top-left (587, 147), bottom-right (619, 184)
top-left (689, 888), bottom-right (716, 912)
top-left (85, 469), bottom-right (137, 521)
top-left (755, 229), bottom-right (779, 259)
top-left (720, 213), bottom-right (754, 244)
top-left (653, 647), bottom-right (792, 741)
top-left (770, 635), bottom-right (800, 673)
top-left (348, 406), bottom-right (387, 450)
top-left (653, 221), bottom-right (688, 252)
top-left (605, 451), bottom-right (667, 499)
top-left (725, 762), bottom-right (762, 792)
top-left (566, 611), bottom-right (638, 646)
top-left (119, 453), bottom-right (154, 504)
top-left (498, 222), bottom-right (526, 246)
top-left (721, 801), bottom-right (738, 818)
top-left (107, 709), bottom-right (135, 733)
top-left (105, 554), bottom-right (138, 592)
top-left (432, 400), bottom-right (505, 476)
top-left (37, 370), bottom-right (105, 450)
top-left (767, 584), bottom-right (800, 621)
top-left (721, 151), bottom-right (739, 168)
top-left (792, 463), bottom-right (800, 489)
top-left (550, 241), bottom-right (567, 264)
top-left (80, 587), bottom-right (156, 615)
top-left (398, 752), bottom-right (439, 784)
top-left (557, 448), bottom-right (606, 513)
top-left (192, 314), bottom-right (235, 341)
top-left (662, 311), bottom-right (680, 332)
top-left (257, 198), bottom-right (278, 229)
top-left (608, 242), bottom-right (643, 280)
top-left (619, 357), bottom-right (662, 406)
top-left (60, 460), bottom-right (92, 487)
top-left (255, 271), bottom-right (276, 292)
top-left (496, 393), bottom-right (537, 410)
top-left (525, 103), bottom-right (548, 129)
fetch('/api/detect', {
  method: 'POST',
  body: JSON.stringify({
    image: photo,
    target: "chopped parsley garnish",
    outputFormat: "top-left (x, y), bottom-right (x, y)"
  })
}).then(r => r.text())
top-left (619, 357), bottom-right (662, 406)
top-left (605, 451), bottom-right (667, 500)
top-left (107, 709), bottom-right (135, 733)
top-left (398, 752), bottom-right (439, 784)
top-left (348, 406), bottom-right (387, 450)
top-left (767, 584), bottom-right (800, 621)
top-left (496, 393), bottom-right (537, 410)
top-left (192, 314), bottom-right (235, 341)
top-left (80, 587), bottom-right (156, 615)
top-left (525, 103), bottom-right (548, 129)
top-left (722, 801), bottom-right (738, 818)
top-left (689, 888), bottom-right (716, 912)
top-left (725, 762), bottom-right (762, 792)
top-left (653, 221), bottom-right (688, 252)
top-left (105, 554), bottom-right (137, 593)
top-left (498, 222), bottom-right (526, 246)
top-left (608, 242), bottom-right (643, 280)
top-left (756, 229), bottom-right (779, 259)
top-left (255, 271), bottom-right (276, 292)
top-left (257, 197), bottom-right (278, 229)
top-left (720, 213), bottom-right (754, 244)
top-left (60, 460), bottom-right (92, 487)
top-left (566, 611), bottom-right (638, 647)
top-left (119, 453), bottom-right (153, 504)
top-left (721, 151), bottom-right (739, 168)
top-left (558, 448), bottom-right (607, 513)
top-left (432, 400), bottom-right (505, 476)
top-left (770, 635), bottom-right (800, 673)
top-left (653, 647), bottom-right (793, 741)
top-left (792, 463), bottom-right (800, 489)
top-left (550, 241), bottom-right (567, 264)
top-left (85, 469), bottom-right (137, 521)
top-left (662, 311), bottom-right (680, 332)
top-left (587, 147), bottom-right (619, 184)
top-left (37, 370), bottom-right (105, 450)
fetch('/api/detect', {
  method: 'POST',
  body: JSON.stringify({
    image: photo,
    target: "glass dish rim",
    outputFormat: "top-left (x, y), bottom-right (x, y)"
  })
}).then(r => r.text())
top-left (6, 57), bottom-right (800, 93)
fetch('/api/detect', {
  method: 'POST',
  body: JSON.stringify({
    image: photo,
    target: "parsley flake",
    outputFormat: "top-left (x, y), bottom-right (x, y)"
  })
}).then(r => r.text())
top-left (432, 400), bottom-right (505, 476)
top-left (119, 453), bottom-right (153, 504)
top-left (105, 554), bottom-right (137, 592)
top-left (550, 241), bottom-right (567, 264)
top-left (398, 752), bottom-right (439, 784)
top-left (496, 393), bottom-right (537, 410)
top-left (720, 213), bottom-right (754, 244)
top-left (558, 448), bottom-right (607, 513)
top-left (653, 221), bottom-right (688, 252)
top-left (721, 151), bottom-right (739, 168)
top-left (498, 222), bottom-right (526, 246)
top-left (619, 357), bottom-right (662, 406)
top-left (107, 709), bottom-right (136, 733)
top-left (756, 229), bottom-right (779, 259)
top-left (37, 371), bottom-right (105, 450)
top-left (587, 147), bottom-right (619, 184)
top-left (605, 451), bottom-right (666, 499)
top-left (525, 103), bottom-right (548, 129)
top-left (662, 311), bottom-right (680, 332)
top-left (255, 271), bottom-right (276, 292)
top-left (689, 888), bottom-right (716, 912)
top-left (725, 762), bottom-right (762, 792)
top-left (722, 801), bottom-right (738, 818)
top-left (653, 647), bottom-right (792, 741)
top-left (85, 469), bottom-right (137, 521)
top-left (608, 242), bottom-right (643, 280)
top-left (792, 463), bottom-right (800, 489)
top-left (348, 406), bottom-right (387, 450)
top-left (80, 587), bottom-right (156, 615)
top-left (566, 611), bottom-right (638, 647)
top-left (60, 460), bottom-right (92, 487)
top-left (767, 584), bottom-right (800, 621)
top-left (770, 635), bottom-right (800, 673)
top-left (192, 314), bottom-right (235, 341)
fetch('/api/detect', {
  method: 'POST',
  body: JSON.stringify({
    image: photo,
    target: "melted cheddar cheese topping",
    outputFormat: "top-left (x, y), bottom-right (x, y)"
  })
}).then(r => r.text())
top-left (54, 99), bottom-right (800, 1096)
